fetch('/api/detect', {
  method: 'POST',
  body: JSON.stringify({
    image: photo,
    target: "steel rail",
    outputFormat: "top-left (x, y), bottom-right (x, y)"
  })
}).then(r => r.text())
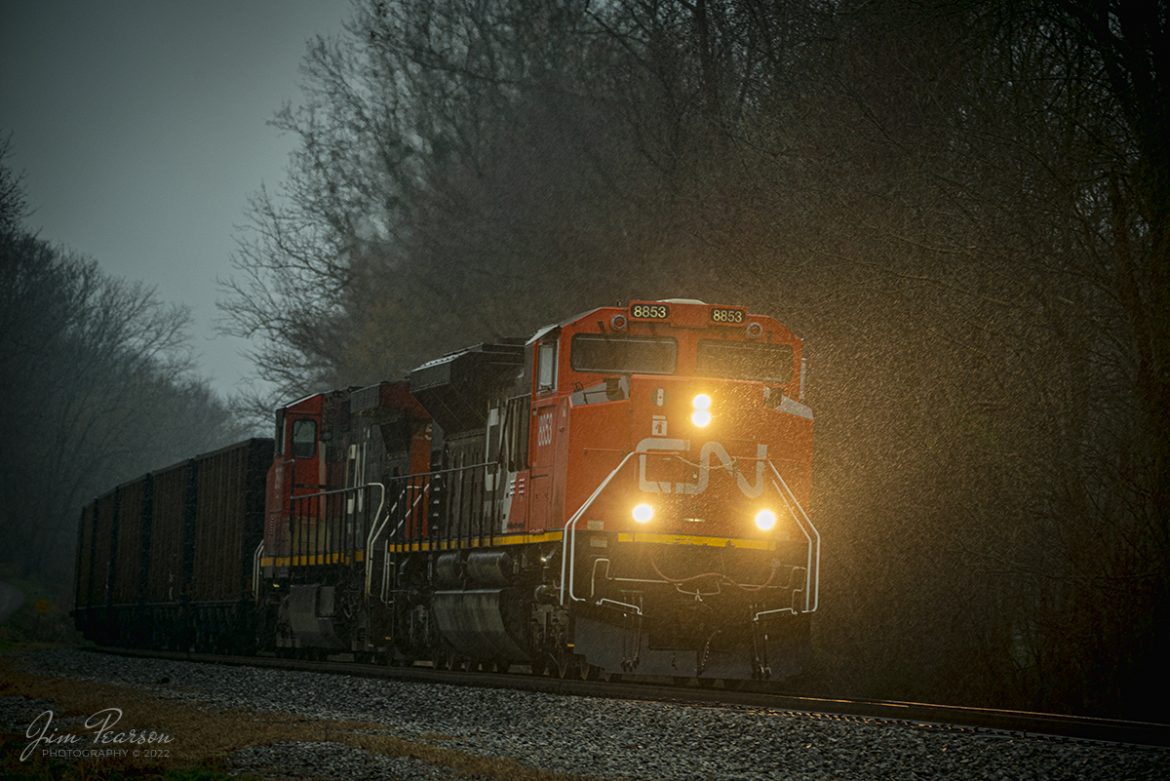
top-left (86, 646), bottom-right (1170, 749)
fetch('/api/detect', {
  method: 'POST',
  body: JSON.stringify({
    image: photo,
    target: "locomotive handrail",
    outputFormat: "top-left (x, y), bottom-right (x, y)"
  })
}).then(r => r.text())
top-left (251, 541), bottom-right (264, 601)
top-left (372, 460), bottom-right (500, 598)
top-left (289, 483), bottom-right (381, 501)
top-left (388, 483), bottom-right (428, 541)
top-left (752, 460), bottom-right (820, 622)
top-left (560, 451), bottom-right (636, 606)
top-left (288, 482), bottom-right (383, 575)
top-left (361, 482), bottom-right (388, 596)
top-left (369, 486), bottom-right (411, 601)
top-left (382, 460), bottom-right (499, 481)
top-left (380, 473), bottom-right (449, 548)
top-left (378, 483), bottom-right (431, 598)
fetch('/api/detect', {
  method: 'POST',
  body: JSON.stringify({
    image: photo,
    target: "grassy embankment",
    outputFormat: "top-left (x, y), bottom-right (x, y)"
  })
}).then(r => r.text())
top-left (0, 646), bottom-right (601, 781)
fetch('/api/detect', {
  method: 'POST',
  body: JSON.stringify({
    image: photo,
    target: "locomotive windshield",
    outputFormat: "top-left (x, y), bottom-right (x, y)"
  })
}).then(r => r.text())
top-left (697, 340), bottom-right (793, 382)
top-left (571, 335), bottom-right (677, 374)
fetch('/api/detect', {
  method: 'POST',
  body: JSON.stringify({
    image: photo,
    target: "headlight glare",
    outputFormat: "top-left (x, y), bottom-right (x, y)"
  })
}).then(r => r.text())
top-left (632, 503), bottom-right (654, 524)
top-left (754, 509), bottom-right (777, 532)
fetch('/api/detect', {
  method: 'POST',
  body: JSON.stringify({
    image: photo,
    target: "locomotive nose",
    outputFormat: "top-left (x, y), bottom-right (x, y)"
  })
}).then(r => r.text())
top-left (632, 376), bottom-right (765, 441)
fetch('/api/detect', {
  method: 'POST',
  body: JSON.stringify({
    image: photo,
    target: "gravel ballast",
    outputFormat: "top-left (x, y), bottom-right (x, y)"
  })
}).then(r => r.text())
top-left (7, 648), bottom-right (1169, 781)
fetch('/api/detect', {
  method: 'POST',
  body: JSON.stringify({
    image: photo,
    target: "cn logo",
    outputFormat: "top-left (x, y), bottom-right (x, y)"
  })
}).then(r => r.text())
top-left (636, 438), bottom-right (768, 498)
top-left (536, 410), bottom-right (554, 447)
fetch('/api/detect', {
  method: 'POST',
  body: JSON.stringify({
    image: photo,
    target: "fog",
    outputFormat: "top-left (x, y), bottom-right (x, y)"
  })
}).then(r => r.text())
top-left (2, 0), bottom-right (1167, 721)
top-left (0, 0), bottom-right (346, 396)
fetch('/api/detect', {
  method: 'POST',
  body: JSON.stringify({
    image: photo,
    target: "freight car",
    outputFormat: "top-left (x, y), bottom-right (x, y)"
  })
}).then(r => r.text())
top-left (74, 299), bottom-right (820, 682)
top-left (72, 440), bottom-right (271, 652)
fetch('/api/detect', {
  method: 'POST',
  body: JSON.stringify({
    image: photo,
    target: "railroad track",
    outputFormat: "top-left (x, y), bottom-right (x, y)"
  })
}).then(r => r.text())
top-left (90, 646), bottom-right (1170, 748)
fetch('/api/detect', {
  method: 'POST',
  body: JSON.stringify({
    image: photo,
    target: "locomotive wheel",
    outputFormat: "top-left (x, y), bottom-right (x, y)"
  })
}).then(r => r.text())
top-left (579, 663), bottom-right (601, 681)
top-left (530, 657), bottom-right (547, 676)
top-left (384, 651), bottom-right (408, 667)
top-left (556, 657), bottom-right (578, 679)
top-left (431, 648), bottom-right (450, 670)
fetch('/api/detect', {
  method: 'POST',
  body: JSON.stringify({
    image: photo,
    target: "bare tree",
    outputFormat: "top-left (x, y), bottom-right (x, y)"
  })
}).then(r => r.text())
top-left (219, 0), bottom-right (1167, 716)
top-left (1, 152), bottom-right (243, 593)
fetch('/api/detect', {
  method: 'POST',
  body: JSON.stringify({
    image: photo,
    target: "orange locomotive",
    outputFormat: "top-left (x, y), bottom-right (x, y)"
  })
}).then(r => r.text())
top-left (256, 299), bottom-right (819, 681)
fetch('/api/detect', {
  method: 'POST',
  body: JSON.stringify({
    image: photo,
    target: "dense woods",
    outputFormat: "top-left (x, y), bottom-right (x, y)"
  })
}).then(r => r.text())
top-left (223, 0), bottom-right (1167, 718)
top-left (0, 141), bottom-right (242, 598)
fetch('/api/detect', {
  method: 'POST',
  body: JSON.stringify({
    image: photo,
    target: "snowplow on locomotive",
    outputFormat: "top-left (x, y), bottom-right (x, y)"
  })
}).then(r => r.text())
top-left (73, 300), bottom-right (820, 682)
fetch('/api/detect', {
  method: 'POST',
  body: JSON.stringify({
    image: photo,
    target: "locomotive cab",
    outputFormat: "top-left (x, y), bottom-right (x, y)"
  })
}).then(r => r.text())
top-left (263, 392), bottom-right (331, 575)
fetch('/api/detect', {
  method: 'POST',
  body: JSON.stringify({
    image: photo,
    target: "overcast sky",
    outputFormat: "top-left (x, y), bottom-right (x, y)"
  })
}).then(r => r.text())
top-left (1, 1), bottom-right (349, 397)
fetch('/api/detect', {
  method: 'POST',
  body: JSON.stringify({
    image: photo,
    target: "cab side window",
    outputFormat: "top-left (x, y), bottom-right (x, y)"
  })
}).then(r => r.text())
top-left (503, 396), bottom-right (531, 471)
top-left (291, 419), bottom-right (317, 459)
top-left (274, 409), bottom-right (286, 455)
top-left (537, 341), bottom-right (558, 393)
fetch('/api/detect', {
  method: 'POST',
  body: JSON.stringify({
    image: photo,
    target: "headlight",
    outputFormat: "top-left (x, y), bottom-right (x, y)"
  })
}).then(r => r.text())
top-left (632, 503), bottom-right (654, 524)
top-left (691, 393), bottom-right (712, 427)
top-left (754, 509), bottom-right (777, 531)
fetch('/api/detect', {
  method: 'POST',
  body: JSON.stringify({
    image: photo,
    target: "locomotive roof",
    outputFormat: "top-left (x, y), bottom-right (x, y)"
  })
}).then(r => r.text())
top-left (526, 305), bottom-right (606, 345)
top-left (412, 338), bottom-right (526, 372)
top-left (525, 299), bottom-right (716, 345)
